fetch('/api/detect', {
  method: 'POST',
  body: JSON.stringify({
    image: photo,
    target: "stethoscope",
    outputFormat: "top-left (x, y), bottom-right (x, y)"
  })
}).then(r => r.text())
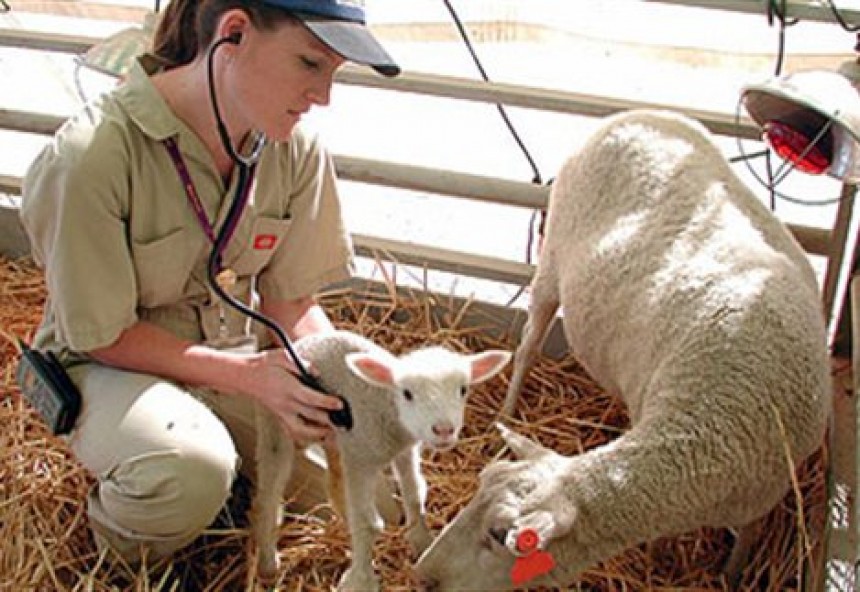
top-left (204, 33), bottom-right (353, 429)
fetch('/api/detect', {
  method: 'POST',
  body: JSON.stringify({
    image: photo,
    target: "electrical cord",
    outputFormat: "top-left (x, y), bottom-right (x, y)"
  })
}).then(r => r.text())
top-left (767, 0), bottom-right (798, 76)
top-left (441, 0), bottom-right (547, 308)
top-left (441, 0), bottom-right (542, 187)
top-left (823, 0), bottom-right (860, 32)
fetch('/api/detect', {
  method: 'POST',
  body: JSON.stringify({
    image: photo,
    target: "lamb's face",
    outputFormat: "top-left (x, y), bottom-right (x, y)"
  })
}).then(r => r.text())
top-left (394, 368), bottom-right (470, 450)
top-left (345, 346), bottom-right (511, 451)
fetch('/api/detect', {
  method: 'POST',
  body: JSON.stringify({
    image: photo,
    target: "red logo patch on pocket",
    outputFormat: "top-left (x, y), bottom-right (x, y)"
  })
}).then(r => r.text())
top-left (253, 234), bottom-right (278, 250)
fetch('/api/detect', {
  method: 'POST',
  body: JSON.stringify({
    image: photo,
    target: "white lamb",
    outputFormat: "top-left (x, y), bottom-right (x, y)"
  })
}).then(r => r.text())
top-left (413, 109), bottom-right (832, 591)
top-left (249, 329), bottom-right (511, 590)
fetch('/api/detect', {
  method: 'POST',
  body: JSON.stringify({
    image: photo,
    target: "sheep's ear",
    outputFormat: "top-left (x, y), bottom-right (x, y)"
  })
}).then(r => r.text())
top-left (495, 422), bottom-right (551, 460)
top-left (467, 350), bottom-right (512, 385)
top-left (345, 352), bottom-right (396, 389)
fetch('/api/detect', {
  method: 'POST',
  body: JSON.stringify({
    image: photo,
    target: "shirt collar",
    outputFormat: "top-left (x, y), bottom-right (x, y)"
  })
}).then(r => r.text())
top-left (114, 54), bottom-right (183, 142)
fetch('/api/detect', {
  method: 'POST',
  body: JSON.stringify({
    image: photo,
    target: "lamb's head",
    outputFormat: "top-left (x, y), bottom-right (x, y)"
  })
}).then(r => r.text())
top-left (345, 346), bottom-right (511, 450)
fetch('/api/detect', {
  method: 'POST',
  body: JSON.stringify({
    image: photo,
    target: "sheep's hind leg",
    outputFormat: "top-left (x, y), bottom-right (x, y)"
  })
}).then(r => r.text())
top-left (251, 406), bottom-right (295, 586)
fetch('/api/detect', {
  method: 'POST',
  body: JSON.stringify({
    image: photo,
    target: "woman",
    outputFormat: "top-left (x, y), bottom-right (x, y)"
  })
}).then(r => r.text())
top-left (19, 0), bottom-right (399, 565)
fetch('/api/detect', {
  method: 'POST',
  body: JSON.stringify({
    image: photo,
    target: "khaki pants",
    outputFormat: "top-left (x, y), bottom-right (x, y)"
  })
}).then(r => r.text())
top-left (65, 362), bottom-right (332, 564)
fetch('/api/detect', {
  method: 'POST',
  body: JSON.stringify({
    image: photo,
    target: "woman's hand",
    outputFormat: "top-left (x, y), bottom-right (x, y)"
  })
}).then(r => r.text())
top-left (243, 348), bottom-right (344, 444)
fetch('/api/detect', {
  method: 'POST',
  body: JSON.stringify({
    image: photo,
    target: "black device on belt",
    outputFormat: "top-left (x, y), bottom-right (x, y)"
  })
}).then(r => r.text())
top-left (16, 340), bottom-right (83, 435)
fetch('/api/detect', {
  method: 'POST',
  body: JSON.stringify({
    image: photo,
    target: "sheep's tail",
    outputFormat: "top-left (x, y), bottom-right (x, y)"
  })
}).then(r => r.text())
top-left (323, 440), bottom-right (348, 521)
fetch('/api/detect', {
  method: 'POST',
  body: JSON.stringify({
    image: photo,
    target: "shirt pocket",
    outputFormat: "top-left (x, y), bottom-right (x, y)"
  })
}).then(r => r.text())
top-left (131, 226), bottom-right (198, 308)
top-left (229, 216), bottom-right (292, 278)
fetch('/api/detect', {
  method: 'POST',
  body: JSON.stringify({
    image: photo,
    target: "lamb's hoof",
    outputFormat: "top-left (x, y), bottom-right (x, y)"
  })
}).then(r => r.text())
top-left (256, 553), bottom-right (281, 588)
top-left (337, 566), bottom-right (380, 592)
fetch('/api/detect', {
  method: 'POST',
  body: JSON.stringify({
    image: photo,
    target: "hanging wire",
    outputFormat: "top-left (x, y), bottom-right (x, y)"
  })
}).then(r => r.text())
top-left (440, 0), bottom-right (548, 306)
top-left (441, 0), bottom-right (542, 186)
top-left (767, 0), bottom-right (798, 76)
top-left (824, 0), bottom-right (860, 32)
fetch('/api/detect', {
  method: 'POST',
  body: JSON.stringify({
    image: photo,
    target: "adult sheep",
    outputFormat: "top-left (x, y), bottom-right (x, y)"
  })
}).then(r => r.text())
top-left (413, 109), bottom-right (832, 591)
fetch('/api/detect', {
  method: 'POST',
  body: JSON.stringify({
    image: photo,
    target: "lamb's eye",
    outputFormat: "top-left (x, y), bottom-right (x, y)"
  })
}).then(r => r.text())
top-left (403, 389), bottom-right (414, 401)
top-left (460, 386), bottom-right (468, 397)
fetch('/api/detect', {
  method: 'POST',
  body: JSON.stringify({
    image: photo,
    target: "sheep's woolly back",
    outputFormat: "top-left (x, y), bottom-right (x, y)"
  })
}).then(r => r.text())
top-left (413, 110), bottom-right (834, 591)
top-left (541, 109), bottom-right (831, 527)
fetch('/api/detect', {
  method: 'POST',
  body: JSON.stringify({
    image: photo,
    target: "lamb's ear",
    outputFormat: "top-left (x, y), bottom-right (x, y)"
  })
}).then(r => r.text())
top-left (345, 352), bottom-right (396, 389)
top-left (466, 350), bottom-right (512, 385)
top-left (496, 422), bottom-right (551, 460)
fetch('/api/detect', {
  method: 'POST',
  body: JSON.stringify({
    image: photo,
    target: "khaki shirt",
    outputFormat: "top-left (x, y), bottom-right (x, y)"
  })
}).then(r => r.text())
top-left (21, 56), bottom-right (353, 354)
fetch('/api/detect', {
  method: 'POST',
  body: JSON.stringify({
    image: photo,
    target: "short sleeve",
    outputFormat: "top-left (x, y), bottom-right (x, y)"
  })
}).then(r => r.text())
top-left (256, 130), bottom-right (354, 301)
top-left (20, 109), bottom-right (139, 352)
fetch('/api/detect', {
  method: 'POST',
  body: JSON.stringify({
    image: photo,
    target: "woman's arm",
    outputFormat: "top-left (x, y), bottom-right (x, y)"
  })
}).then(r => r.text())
top-left (89, 318), bottom-right (342, 442)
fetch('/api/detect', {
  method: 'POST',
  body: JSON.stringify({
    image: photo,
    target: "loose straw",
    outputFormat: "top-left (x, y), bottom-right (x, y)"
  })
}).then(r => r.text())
top-left (0, 254), bottom-right (829, 591)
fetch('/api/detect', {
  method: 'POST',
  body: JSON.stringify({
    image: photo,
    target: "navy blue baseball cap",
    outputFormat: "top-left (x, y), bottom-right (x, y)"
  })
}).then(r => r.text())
top-left (261, 0), bottom-right (400, 77)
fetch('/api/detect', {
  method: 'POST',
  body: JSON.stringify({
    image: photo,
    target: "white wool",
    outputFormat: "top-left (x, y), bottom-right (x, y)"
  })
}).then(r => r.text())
top-left (251, 329), bottom-right (510, 592)
top-left (413, 109), bottom-right (832, 591)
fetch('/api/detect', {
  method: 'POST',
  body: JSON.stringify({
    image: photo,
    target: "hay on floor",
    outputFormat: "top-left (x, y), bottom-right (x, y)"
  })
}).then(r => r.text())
top-left (0, 254), bottom-right (830, 591)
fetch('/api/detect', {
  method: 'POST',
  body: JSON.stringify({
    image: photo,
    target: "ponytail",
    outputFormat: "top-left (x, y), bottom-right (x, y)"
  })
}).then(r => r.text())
top-left (152, 0), bottom-right (296, 68)
top-left (152, 0), bottom-right (202, 68)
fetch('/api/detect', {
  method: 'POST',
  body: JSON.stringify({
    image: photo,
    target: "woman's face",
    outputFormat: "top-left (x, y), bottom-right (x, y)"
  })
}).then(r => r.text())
top-left (222, 17), bottom-right (346, 142)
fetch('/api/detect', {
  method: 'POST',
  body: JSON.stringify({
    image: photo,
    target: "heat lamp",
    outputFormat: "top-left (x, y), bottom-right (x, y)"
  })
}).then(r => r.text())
top-left (741, 59), bottom-right (860, 183)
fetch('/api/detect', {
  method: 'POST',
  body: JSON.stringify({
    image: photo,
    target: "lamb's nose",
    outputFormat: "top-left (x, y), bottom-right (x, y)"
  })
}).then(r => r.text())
top-left (432, 422), bottom-right (454, 438)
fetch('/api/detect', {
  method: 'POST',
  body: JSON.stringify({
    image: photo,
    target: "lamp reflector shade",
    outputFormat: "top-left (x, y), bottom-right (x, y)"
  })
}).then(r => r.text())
top-left (741, 67), bottom-right (860, 182)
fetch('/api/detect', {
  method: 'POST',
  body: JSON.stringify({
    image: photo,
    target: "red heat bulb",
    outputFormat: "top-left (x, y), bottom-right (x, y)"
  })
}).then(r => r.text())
top-left (763, 121), bottom-right (831, 175)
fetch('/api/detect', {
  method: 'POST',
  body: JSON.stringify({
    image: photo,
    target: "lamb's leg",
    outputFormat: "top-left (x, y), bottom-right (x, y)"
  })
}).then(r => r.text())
top-left (391, 444), bottom-right (431, 556)
top-left (337, 464), bottom-right (384, 592)
top-left (503, 272), bottom-right (561, 414)
top-left (251, 405), bottom-right (295, 585)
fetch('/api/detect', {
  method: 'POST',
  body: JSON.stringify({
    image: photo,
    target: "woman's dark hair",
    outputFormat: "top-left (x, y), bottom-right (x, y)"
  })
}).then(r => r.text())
top-left (152, 0), bottom-right (295, 68)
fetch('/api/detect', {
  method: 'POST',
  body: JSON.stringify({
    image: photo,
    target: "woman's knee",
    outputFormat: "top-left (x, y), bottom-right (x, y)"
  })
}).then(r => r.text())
top-left (99, 440), bottom-right (239, 539)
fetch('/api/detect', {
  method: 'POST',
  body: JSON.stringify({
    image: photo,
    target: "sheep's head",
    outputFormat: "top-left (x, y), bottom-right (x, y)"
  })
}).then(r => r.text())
top-left (414, 424), bottom-right (576, 591)
top-left (345, 347), bottom-right (510, 450)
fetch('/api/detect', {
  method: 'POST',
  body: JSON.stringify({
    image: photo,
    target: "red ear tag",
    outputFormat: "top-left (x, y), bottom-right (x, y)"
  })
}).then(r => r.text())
top-left (511, 550), bottom-right (556, 585)
top-left (510, 528), bottom-right (556, 586)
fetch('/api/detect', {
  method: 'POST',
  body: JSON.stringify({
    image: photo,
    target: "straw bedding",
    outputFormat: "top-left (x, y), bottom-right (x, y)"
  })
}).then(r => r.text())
top-left (0, 254), bottom-right (829, 591)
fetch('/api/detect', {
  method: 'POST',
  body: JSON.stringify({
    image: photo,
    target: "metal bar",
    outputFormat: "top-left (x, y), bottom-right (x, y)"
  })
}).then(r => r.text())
top-left (336, 65), bottom-right (762, 140)
top-left (352, 233), bottom-right (535, 286)
top-left (0, 108), bottom-right (65, 136)
top-left (825, 182), bottom-right (859, 355)
top-left (335, 155), bottom-right (547, 209)
top-left (0, 29), bottom-right (95, 53)
top-left (851, 273), bottom-right (860, 591)
top-left (0, 169), bottom-right (832, 257)
top-left (0, 173), bottom-right (21, 196)
top-left (0, 28), bottom-right (762, 140)
top-left (644, 0), bottom-right (860, 24)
